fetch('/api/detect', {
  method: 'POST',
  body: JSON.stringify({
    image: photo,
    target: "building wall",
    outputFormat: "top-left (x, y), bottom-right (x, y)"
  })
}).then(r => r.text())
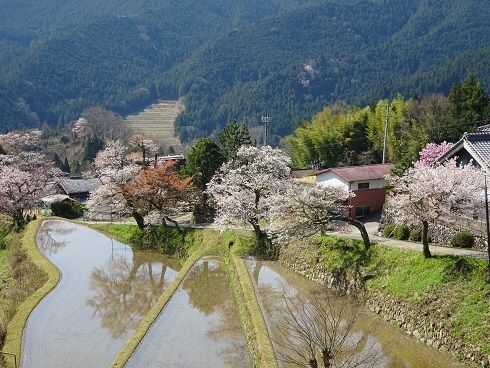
top-left (316, 172), bottom-right (349, 191)
top-left (316, 173), bottom-right (388, 218)
top-left (350, 179), bottom-right (385, 190)
top-left (349, 188), bottom-right (387, 218)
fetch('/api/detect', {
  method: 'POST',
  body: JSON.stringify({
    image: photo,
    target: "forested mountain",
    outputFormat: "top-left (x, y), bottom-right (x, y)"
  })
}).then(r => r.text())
top-left (170, 0), bottom-right (490, 141)
top-left (0, 0), bottom-right (489, 140)
top-left (0, 0), bottom-right (331, 132)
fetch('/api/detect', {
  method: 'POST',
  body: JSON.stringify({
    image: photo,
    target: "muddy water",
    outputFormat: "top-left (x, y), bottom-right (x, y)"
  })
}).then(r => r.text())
top-left (246, 259), bottom-right (464, 368)
top-left (22, 220), bottom-right (181, 368)
top-left (126, 257), bottom-right (250, 368)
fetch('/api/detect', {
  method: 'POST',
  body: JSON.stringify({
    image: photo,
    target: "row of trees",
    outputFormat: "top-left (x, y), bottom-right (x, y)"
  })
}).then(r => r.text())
top-left (286, 76), bottom-right (490, 173)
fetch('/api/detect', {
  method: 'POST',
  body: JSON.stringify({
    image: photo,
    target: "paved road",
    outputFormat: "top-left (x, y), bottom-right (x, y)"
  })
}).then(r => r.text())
top-left (334, 221), bottom-right (487, 259)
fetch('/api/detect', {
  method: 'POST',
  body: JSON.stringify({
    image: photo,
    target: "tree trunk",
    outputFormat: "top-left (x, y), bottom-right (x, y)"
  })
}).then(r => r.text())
top-left (132, 211), bottom-right (146, 230)
top-left (422, 220), bottom-right (431, 258)
top-left (13, 210), bottom-right (26, 230)
top-left (251, 222), bottom-right (270, 255)
top-left (252, 223), bottom-right (265, 250)
top-left (322, 350), bottom-right (333, 368)
top-left (346, 218), bottom-right (371, 249)
top-left (165, 216), bottom-right (184, 236)
top-left (308, 359), bottom-right (318, 368)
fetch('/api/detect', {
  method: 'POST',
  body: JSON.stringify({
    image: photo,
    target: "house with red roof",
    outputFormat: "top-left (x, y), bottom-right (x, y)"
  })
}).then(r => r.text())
top-left (315, 163), bottom-right (393, 218)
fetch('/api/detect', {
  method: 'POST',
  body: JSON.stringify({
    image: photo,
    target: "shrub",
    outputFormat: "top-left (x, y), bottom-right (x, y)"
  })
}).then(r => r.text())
top-left (129, 225), bottom-right (187, 256)
top-left (383, 224), bottom-right (396, 238)
top-left (409, 228), bottom-right (422, 242)
top-left (51, 200), bottom-right (85, 219)
top-left (450, 231), bottom-right (475, 248)
top-left (394, 224), bottom-right (410, 240)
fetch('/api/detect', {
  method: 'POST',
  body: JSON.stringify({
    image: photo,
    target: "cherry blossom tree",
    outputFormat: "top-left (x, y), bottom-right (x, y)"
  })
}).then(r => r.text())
top-left (268, 182), bottom-right (371, 248)
top-left (87, 141), bottom-right (140, 221)
top-left (0, 152), bottom-right (61, 228)
top-left (207, 146), bottom-right (291, 252)
top-left (122, 162), bottom-right (195, 230)
top-left (88, 142), bottom-right (193, 229)
top-left (128, 135), bottom-right (160, 166)
top-left (414, 142), bottom-right (453, 168)
top-left (0, 130), bottom-right (42, 153)
top-left (387, 159), bottom-right (483, 258)
top-left (94, 140), bottom-right (139, 183)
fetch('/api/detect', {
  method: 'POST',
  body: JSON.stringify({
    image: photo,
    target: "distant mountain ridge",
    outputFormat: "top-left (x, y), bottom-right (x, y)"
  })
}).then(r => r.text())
top-left (0, 0), bottom-right (489, 140)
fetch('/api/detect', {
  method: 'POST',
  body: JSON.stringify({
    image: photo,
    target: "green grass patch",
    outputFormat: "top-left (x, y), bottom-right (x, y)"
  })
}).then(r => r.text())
top-left (87, 223), bottom-right (140, 245)
top-left (2, 219), bottom-right (58, 368)
top-left (366, 247), bottom-right (454, 302)
top-left (0, 251), bottom-right (7, 282)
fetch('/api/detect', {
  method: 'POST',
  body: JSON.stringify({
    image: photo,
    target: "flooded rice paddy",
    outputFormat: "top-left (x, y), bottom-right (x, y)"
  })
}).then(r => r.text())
top-left (245, 259), bottom-right (464, 368)
top-left (22, 221), bottom-right (181, 368)
top-left (126, 257), bottom-right (249, 368)
top-left (21, 221), bottom-right (464, 368)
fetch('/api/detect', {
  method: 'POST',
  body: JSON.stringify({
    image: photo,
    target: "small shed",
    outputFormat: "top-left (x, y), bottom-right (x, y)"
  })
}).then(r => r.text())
top-left (58, 178), bottom-right (102, 202)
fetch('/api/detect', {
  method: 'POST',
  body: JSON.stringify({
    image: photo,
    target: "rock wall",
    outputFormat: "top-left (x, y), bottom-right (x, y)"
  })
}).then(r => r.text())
top-left (430, 222), bottom-right (487, 250)
top-left (279, 242), bottom-right (490, 368)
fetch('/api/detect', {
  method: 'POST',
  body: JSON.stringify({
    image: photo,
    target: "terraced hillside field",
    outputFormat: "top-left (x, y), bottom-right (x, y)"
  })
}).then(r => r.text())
top-left (125, 100), bottom-right (184, 153)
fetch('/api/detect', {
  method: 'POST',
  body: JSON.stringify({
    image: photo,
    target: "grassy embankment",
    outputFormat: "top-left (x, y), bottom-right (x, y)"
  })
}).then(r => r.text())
top-left (367, 245), bottom-right (490, 355)
top-left (286, 235), bottom-right (490, 356)
top-left (88, 223), bottom-right (277, 368)
top-left (0, 218), bottom-right (56, 368)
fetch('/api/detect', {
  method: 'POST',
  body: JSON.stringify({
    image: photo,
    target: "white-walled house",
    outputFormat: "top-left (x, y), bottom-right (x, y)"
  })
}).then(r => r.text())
top-left (316, 163), bottom-right (393, 218)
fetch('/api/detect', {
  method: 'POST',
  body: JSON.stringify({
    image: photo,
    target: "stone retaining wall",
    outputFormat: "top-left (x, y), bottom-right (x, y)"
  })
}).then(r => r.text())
top-left (279, 242), bottom-right (490, 368)
top-left (430, 222), bottom-right (487, 250)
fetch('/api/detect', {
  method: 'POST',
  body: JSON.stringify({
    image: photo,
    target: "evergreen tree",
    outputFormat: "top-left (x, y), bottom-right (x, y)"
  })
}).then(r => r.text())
top-left (0, 144), bottom-right (6, 155)
top-left (182, 138), bottom-right (224, 191)
top-left (53, 153), bottom-right (64, 171)
top-left (182, 138), bottom-right (225, 223)
top-left (218, 122), bottom-right (254, 161)
top-left (82, 136), bottom-right (105, 163)
top-left (63, 157), bottom-right (71, 173)
top-left (448, 75), bottom-right (490, 140)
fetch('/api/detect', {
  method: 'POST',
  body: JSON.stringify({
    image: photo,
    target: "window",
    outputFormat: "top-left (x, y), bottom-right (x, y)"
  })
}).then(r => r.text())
top-left (357, 182), bottom-right (370, 190)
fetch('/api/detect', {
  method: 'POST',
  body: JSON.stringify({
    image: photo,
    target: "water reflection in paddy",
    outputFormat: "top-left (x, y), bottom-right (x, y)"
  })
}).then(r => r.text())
top-left (246, 258), bottom-right (464, 368)
top-left (22, 220), bottom-right (181, 368)
top-left (126, 257), bottom-right (250, 368)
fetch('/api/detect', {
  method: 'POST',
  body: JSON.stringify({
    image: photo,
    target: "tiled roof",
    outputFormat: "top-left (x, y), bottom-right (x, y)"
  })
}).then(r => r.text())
top-left (476, 122), bottom-right (490, 132)
top-left (316, 164), bottom-right (393, 182)
top-left (59, 178), bottom-right (102, 195)
top-left (437, 132), bottom-right (490, 171)
top-left (465, 133), bottom-right (490, 166)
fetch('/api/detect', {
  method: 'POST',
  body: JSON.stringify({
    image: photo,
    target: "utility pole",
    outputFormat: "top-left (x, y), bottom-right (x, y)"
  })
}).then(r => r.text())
top-left (261, 113), bottom-right (272, 146)
top-left (485, 175), bottom-right (490, 282)
top-left (382, 103), bottom-right (391, 164)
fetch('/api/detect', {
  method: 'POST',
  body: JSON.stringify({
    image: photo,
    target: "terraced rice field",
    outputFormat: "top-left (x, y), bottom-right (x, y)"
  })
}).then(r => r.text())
top-left (125, 100), bottom-right (184, 153)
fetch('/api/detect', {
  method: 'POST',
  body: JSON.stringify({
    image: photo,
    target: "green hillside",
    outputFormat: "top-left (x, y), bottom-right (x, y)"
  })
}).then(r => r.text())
top-left (0, 0), bottom-right (489, 141)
